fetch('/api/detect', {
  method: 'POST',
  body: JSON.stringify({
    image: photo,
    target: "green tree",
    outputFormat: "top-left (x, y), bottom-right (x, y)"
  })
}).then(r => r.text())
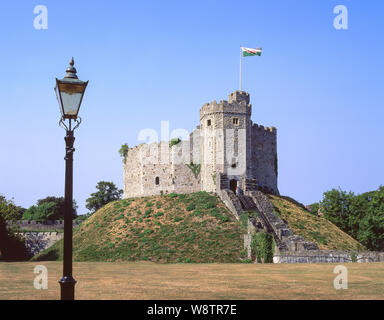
top-left (22, 196), bottom-right (77, 222)
top-left (357, 186), bottom-right (384, 251)
top-left (319, 186), bottom-right (384, 251)
top-left (0, 195), bottom-right (25, 221)
top-left (348, 193), bottom-right (369, 239)
top-left (320, 188), bottom-right (355, 234)
top-left (0, 195), bottom-right (28, 260)
top-left (22, 202), bottom-right (57, 222)
top-left (86, 181), bottom-right (123, 213)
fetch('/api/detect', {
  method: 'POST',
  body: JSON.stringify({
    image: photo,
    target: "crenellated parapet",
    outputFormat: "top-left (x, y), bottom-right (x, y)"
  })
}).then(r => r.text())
top-left (123, 90), bottom-right (278, 198)
top-left (200, 95), bottom-right (251, 120)
top-left (252, 123), bottom-right (277, 135)
top-left (228, 90), bottom-right (250, 104)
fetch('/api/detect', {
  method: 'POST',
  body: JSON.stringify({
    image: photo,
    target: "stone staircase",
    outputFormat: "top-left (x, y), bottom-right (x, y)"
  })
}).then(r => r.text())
top-left (218, 189), bottom-right (318, 253)
top-left (218, 188), bottom-right (384, 264)
top-left (237, 195), bottom-right (257, 211)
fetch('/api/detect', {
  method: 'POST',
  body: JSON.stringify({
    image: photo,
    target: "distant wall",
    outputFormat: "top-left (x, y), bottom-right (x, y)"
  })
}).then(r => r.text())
top-left (17, 232), bottom-right (63, 257)
top-left (7, 220), bottom-right (82, 231)
top-left (274, 251), bottom-right (384, 263)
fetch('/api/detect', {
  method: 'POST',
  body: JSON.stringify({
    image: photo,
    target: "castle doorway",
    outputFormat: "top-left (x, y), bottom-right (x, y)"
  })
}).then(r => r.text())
top-left (230, 179), bottom-right (237, 194)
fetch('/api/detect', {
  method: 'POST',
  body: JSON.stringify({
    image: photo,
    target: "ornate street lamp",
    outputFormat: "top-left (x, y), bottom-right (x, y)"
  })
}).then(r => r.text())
top-left (55, 58), bottom-right (88, 300)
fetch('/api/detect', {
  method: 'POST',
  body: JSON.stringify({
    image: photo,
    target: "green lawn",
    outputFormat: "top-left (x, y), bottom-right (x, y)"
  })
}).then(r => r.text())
top-left (1, 261), bottom-right (383, 300)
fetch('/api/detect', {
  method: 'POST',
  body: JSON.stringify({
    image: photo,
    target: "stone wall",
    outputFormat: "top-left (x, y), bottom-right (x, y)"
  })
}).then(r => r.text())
top-left (18, 232), bottom-right (64, 257)
top-left (123, 141), bottom-right (200, 198)
top-left (250, 124), bottom-right (278, 195)
top-left (7, 220), bottom-right (82, 231)
top-left (123, 144), bottom-right (144, 197)
top-left (274, 251), bottom-right (384, 264)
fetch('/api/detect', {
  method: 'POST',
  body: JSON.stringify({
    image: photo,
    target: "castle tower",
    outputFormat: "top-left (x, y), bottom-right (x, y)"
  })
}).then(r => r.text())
top-left (123, 90), bottom-right (278, 198)
top-left (199, 91), bottom-right (252, 192)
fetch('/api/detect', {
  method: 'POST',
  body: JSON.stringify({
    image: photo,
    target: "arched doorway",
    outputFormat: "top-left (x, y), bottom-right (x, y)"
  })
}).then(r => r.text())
top-left (230, 179), bottom-right (237, 194)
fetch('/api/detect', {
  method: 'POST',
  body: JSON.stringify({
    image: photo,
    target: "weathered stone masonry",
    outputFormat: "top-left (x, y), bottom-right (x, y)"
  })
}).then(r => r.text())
top-left (123, 91), bottom-right (278, 198)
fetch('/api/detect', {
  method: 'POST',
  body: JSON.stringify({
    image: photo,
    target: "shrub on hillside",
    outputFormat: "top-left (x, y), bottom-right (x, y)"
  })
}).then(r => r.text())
top-left (251, 232), bottom-right (274, 263)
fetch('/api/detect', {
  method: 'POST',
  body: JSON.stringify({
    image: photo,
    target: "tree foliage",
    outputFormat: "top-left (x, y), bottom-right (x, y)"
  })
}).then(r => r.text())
top-left (0, 195), bottom-right (28, 260)
top-left (169, 138), bottom-right (181, 148)
top-left (119, 143), bottom-right (129, 162)
top-left (22, 196), bottom-right (77, 222)
top-left (0, 195), bottom-right (25, 221)
top-left (186, 162), bottom-right (201, 179)
top-left (251, 232), bottom-right (274, 263)
top-left (86, 181), bottom-right (123, 213)
top-left (316, 186), bottom-right (384, 251)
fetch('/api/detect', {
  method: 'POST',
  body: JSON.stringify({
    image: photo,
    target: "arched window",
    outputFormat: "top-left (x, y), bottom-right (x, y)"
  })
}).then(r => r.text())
top-left (155, 177), bottom-right (160, 185)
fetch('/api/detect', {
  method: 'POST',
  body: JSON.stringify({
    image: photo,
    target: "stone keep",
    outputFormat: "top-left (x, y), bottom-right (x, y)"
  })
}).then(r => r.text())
top-left (123, 91), bottom-right (278, 198)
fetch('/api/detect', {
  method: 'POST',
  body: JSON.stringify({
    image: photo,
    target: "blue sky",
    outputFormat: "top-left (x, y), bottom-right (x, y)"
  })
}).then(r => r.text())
top-left (0, 0), bottom-right (383, 213)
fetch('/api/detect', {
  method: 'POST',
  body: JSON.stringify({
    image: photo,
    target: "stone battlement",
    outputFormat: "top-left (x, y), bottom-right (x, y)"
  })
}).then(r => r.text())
top-left (124, 90), bottom-right (278, 198)
top-left (200, 95), bottom-right (251, 119)
top-left (252, 123), bottom-right (277, 134)
top-left (228, 90), bottom-right (250, 104)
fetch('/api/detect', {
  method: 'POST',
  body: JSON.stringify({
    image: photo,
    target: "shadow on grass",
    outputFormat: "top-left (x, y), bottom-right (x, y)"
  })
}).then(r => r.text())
top-left (32, 248), bottom-right (60, 261)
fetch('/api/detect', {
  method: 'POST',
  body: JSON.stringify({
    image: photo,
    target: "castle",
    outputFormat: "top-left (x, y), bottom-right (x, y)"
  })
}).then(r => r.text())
top-left (123, 91), bottom-right (278, 198)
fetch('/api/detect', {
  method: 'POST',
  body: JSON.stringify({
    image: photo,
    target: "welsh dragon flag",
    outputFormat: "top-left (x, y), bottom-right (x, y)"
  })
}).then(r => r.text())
top-left (241, 47), bottom-right (262, 57)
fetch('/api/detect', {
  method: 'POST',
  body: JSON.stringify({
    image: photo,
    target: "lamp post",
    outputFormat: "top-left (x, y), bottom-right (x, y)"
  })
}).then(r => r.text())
top-left (55, 58), bottom-right (88, 300)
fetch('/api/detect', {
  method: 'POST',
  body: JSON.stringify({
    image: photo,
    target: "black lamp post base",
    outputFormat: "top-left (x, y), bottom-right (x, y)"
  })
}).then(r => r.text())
top-left (59, 276), bottom-right (77, 300)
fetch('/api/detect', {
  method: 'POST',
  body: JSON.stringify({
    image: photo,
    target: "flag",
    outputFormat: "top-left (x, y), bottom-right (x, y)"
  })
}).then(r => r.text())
top-left (241, 47), bottom-right (262, 57)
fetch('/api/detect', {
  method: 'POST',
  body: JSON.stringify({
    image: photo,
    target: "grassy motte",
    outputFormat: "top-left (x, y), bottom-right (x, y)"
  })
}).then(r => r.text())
top-left (32, 192), bottom-right (243, 263)
top-left (268, 195), bottom-right (365, 251)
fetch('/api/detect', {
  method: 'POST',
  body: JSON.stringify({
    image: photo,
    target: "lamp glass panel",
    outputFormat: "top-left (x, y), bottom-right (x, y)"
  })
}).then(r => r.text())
top-left (55, 85), bottom-right (64, 114)
top-left (58, 82), bottom-right (85, 117)
top-left (60, 92), bottom-right (83, 116)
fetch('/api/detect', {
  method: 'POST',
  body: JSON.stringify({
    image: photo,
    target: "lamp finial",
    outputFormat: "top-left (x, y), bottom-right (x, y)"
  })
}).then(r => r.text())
top-left (65, 57), bottom-right (78, 79)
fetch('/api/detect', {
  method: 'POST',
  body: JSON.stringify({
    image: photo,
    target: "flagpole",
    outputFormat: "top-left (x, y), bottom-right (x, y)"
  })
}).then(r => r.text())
top-left (239, 46), bottom-right (242, 91)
